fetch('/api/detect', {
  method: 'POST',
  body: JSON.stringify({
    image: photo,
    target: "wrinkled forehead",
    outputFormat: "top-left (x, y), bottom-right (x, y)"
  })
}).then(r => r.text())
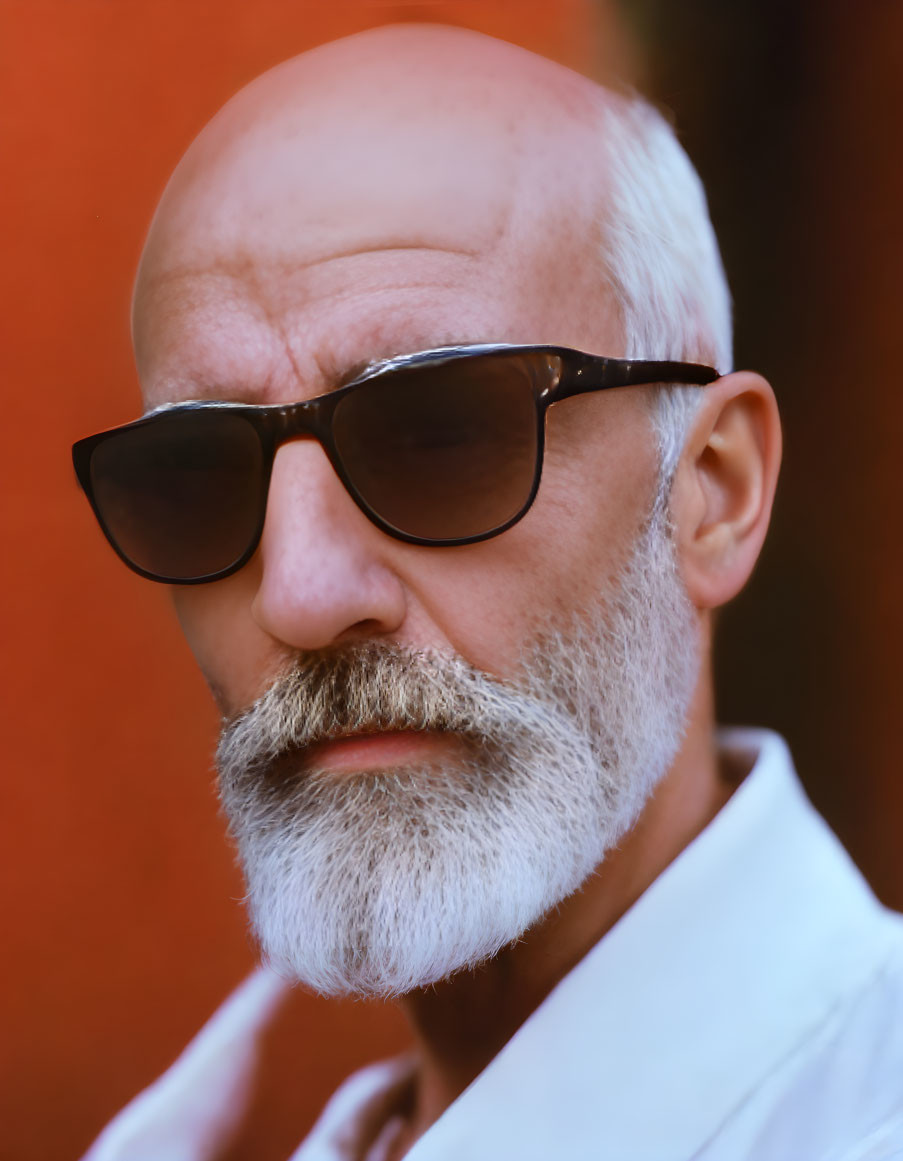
top-left (133, 32), bottom-right (617, 400)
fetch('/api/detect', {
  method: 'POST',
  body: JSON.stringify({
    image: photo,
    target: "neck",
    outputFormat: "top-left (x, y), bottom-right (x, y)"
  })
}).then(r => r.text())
top-left (391, 667), bottom-right (735, 1151)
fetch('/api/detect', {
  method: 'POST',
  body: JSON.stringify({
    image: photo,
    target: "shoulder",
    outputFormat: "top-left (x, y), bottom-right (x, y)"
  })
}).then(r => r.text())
top-left (707, 909), bottom-right (903, 1161)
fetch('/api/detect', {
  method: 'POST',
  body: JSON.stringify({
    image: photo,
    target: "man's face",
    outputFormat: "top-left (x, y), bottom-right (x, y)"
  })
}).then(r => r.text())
top-left (135, 68), bottom-right (659, 715)
top-left (131, 32), bottom-right (702, 994)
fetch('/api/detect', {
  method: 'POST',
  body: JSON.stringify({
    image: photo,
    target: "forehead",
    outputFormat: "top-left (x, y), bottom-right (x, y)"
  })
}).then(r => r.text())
top-left (135, 253), bottom-right (511, 404)
top-left (133, 52), bottom-right (618, 407)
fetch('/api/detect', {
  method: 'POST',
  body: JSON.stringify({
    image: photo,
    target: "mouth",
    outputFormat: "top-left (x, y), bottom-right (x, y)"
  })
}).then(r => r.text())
top-left (302, 728), bottom-right (464, 774)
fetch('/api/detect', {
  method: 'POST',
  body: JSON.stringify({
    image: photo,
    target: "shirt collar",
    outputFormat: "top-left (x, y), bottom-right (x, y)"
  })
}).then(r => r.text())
top-left (395, 729), bottom-right (898, 1161)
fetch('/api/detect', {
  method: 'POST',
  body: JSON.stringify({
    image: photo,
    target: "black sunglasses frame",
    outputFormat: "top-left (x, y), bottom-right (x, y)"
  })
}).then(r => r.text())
top-left (73, 343), bottom-right (718, 584)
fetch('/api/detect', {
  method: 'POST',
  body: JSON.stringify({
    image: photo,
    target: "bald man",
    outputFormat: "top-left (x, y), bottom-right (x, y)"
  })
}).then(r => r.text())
top-left (77, 24), bottom-right (903, 1161)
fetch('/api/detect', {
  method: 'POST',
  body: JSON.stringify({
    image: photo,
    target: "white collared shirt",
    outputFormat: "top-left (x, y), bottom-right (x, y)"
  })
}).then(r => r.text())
top-left (85, 731), bottom-right (903, 1161)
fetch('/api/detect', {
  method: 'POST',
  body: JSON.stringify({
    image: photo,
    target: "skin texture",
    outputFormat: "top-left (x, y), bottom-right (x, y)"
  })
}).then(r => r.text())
top-left (132, 24), bottom-right (782, 1155)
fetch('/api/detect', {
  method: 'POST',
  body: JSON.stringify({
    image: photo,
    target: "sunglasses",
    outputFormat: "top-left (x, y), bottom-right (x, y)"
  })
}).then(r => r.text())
top-left (73, 343), bottom-right (718, 584)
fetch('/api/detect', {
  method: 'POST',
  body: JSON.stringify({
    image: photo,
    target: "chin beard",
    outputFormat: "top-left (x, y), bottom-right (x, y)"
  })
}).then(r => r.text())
top-left (215, 507), bottom-right (699, 998)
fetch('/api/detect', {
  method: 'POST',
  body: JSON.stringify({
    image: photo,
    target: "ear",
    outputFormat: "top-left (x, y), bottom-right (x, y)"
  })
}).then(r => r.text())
top-left (668, 371), bottom-right (782, 609)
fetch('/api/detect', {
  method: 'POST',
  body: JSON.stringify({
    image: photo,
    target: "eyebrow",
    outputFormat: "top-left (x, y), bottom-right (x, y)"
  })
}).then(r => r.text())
top-left (334, 357), bottom-right (379, 387)
top-left (332, 333), bottom-right (501, 389)
top-left (149, 332), bottom-right (499, 415)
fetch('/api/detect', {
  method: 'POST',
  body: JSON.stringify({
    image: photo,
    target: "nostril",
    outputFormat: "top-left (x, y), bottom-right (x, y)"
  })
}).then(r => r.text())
top-left (334, 617), bottom-right (393, 644)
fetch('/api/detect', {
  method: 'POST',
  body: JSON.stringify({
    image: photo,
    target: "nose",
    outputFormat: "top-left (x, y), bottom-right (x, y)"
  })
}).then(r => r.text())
top-left (250, 440), bottom-right (407, 651)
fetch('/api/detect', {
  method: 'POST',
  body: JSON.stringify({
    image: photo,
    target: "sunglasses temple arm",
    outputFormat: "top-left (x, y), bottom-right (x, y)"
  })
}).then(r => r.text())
top-left (555, 356), bottom-right (720, 401)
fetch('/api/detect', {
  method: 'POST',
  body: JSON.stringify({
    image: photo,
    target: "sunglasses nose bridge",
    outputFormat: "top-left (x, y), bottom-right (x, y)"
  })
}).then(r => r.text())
top-left (271, 397), bottom-right (333, 452)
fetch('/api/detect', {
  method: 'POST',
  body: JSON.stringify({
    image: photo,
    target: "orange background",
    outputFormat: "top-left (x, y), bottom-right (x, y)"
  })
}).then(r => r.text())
top-left (2, 3), bottom-right (901, 1159)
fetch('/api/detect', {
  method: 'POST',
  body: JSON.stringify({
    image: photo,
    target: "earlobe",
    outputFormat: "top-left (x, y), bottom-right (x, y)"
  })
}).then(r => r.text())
top-left (670, 372), bottom-right (782, 610)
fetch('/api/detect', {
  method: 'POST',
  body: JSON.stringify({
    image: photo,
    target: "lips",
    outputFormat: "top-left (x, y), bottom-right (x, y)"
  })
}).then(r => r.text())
top-left (301, 728), bottom-right (461, 773)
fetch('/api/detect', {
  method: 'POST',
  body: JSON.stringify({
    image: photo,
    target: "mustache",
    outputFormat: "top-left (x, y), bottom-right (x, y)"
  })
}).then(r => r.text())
top-left (215, 642), bottom-right (561, 780)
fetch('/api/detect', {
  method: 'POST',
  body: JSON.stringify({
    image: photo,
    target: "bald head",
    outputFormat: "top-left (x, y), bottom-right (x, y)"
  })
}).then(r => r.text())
top-left (141, 24), bottom-right (607, 259)
top-left (134, 26), bottom-right (623, 394)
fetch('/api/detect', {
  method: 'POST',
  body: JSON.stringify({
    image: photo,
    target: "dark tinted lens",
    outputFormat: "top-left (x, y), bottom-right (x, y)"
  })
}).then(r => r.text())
top-left (89, 410), bottom-right (264, 580)
top-left (332, 353), bottom-right (549, 541)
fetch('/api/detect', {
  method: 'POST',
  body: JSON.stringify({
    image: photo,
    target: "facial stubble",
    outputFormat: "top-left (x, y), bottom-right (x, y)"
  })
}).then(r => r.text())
top-left (216, 506), bottom-right (699, 997)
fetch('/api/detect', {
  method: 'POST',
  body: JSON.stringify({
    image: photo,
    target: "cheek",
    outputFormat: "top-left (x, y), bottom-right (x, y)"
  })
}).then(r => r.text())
top-left (407, 401), bottom-right (658, 675)
top-left (171, 561), bottom-right (284, 713)
top-left (538, 393), bottom-right (659, 576)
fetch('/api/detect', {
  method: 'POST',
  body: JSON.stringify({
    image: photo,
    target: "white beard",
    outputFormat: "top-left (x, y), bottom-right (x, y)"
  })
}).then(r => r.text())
top-left (215, 506), bottom-right (699, 997)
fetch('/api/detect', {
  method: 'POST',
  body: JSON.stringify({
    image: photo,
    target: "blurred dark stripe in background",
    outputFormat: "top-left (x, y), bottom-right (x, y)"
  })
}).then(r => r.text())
top-left (617, 0), bottom-right (903, 904)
